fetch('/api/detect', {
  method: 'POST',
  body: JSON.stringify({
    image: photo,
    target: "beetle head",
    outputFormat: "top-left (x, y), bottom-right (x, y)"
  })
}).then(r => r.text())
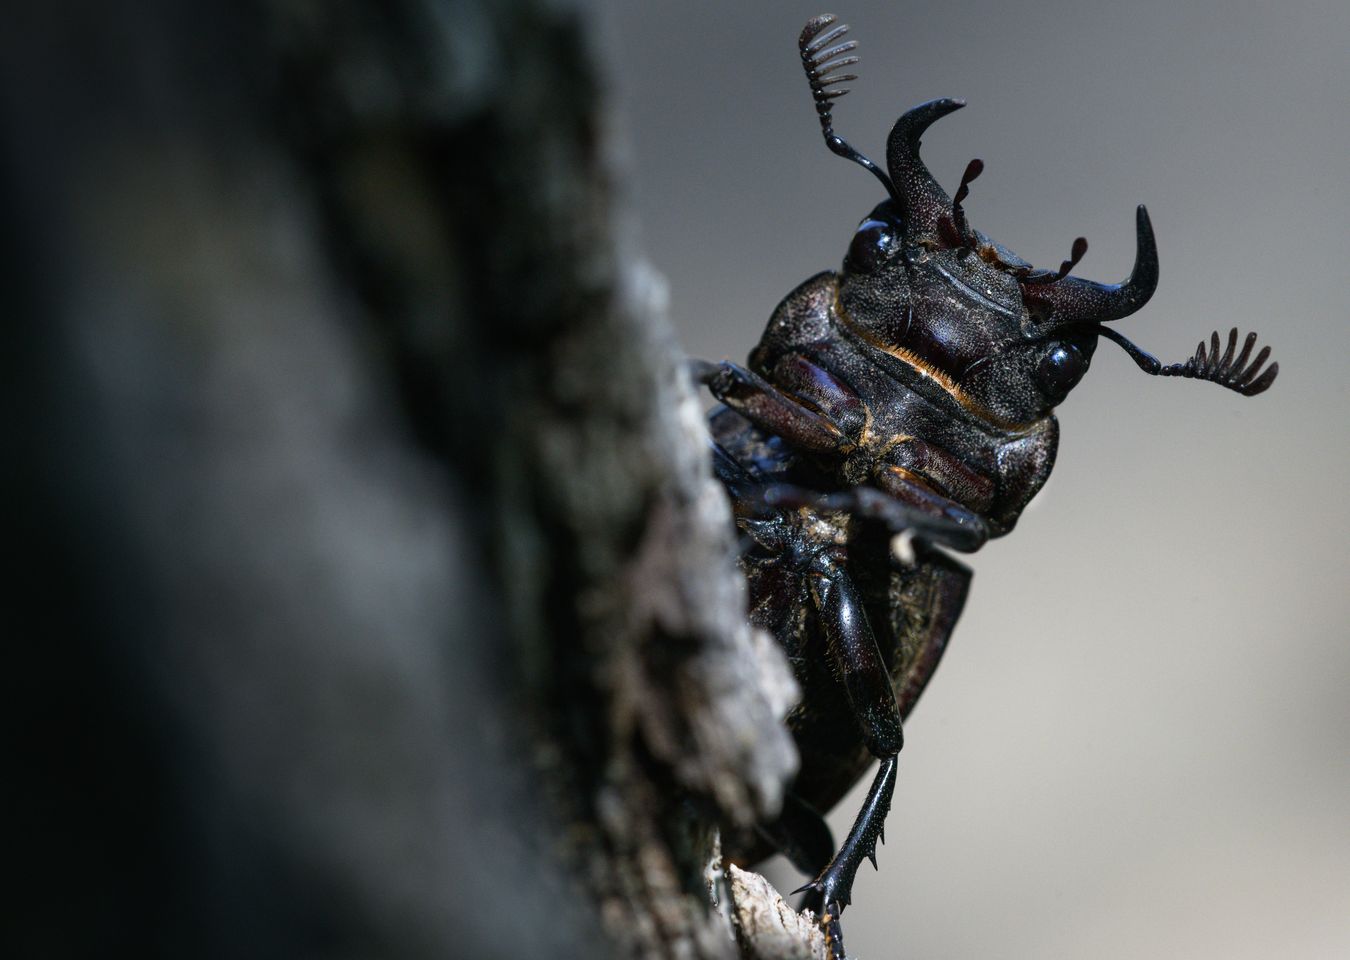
top-left (836, 106), bottom-right (1159, 425)
top-left (800, 15), bottom-right (1276, 428)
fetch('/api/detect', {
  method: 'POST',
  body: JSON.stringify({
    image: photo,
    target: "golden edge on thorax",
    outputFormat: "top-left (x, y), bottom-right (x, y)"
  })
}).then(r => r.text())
top-left (830, 286), bottom-right (1038, 436)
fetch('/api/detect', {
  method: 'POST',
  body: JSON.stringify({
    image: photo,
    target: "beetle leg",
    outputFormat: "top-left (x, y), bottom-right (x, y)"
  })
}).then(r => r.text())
top-left (765, 352), bottom-right (867, 436)
top-left (792, 561), bottom-right (902, 953)
top-left (755, 790), bottom-right (836, 882)
top-left (797, 756), bottom-right (898, 959)
top-left (730, 480), bottom-right (987, 554)
top-left (871, 465), bottom-right (990, 552)
top-left (790, 759), bottom-right (897, 960)
top-left (692, 358), bottom-right (854, 455)
top-left (709, 438), bottom-right (761, 501)
top-left (810, 562), bottom-right (903, 759)
top-left (879, 438), bottom-right (996, 514)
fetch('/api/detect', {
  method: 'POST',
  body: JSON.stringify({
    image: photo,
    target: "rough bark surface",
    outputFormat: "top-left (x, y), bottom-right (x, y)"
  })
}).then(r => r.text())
top-left (729, 867), bottom-right (831, 960)
top-left (3, 1), bottom-right (824, 957)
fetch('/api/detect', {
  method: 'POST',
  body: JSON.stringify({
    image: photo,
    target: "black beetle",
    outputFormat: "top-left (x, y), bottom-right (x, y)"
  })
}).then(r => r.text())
top-left (694, 14), bottom-right (1278, 958)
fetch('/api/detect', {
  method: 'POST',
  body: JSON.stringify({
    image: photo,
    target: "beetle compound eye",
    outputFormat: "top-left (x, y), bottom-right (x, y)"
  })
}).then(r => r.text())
top-left (1035, 343), bottom-right (1087, 401)
top-left (846, 219), bottom-right (897, 273)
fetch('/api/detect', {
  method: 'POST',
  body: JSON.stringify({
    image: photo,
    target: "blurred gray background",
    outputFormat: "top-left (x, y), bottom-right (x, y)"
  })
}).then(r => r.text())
top-left (598, 1), bottom-right (1348, 957)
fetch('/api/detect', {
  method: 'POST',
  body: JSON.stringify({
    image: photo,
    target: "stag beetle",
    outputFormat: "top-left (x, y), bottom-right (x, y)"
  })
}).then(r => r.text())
top-left (694, 15), bottom-right (1278, 958)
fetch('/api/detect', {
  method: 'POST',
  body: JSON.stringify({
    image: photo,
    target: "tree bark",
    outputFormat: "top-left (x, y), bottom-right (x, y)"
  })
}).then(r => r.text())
top-left (3, 1), bottom-right (822, 957)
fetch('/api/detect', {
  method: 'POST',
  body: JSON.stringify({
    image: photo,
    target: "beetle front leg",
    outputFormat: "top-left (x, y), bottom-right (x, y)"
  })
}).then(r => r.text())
top-left (796, 560), bottom-right (904, 957)
top-left (692, 358), bottom-right (855, 455)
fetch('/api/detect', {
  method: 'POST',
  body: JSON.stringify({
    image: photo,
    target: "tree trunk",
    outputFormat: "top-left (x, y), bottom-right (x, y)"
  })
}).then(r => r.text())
top-left (2, 1), bottom-right (822, 957)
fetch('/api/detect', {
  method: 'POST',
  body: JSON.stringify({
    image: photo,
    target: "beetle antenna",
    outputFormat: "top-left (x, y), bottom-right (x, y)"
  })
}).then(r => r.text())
top-left (1021, 236), bottom-right (1089, 285)
top-left (800, 15), bottom-right (898, 198)
top-left (1095, 325), bottom-right (1279, 397)
top-left (950, 158), bottom-right (983, 244)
